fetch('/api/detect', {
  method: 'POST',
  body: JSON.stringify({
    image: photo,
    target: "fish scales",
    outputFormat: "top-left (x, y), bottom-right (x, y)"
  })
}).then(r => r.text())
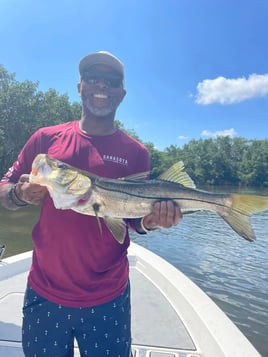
top-left (93, 177), bottom-right (233, 215)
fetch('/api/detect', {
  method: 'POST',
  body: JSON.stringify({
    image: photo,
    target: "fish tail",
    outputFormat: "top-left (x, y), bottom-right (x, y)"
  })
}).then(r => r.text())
top-left (218, 194), bottom-right (268, 241)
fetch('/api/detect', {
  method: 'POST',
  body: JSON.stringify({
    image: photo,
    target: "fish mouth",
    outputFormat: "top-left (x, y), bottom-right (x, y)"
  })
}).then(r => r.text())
top-left (31, 154), bottom-right (49, 176)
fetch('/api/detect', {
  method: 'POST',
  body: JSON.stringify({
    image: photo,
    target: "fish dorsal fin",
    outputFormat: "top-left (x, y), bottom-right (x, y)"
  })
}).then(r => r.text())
top-left (118, 171), bottom-right (149, 181)
top-left (158, 161), bottom-right (196, 188)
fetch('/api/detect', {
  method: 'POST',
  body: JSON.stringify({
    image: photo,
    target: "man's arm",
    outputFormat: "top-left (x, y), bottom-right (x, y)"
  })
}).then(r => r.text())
top-left (0, 183), bottom-right (22, 211)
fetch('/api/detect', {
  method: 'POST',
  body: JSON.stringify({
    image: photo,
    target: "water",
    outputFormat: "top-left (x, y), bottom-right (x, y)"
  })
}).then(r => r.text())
top-left (0, 197), bottom-right (268, 356)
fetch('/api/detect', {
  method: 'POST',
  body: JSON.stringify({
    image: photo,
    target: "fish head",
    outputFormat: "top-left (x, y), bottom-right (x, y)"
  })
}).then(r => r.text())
top-left (30, 154), bottom-right (92, 208)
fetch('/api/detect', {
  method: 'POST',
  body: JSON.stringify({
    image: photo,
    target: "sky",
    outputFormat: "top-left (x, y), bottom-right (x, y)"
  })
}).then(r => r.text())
top-left (1, 0), bottom-right (268, 150)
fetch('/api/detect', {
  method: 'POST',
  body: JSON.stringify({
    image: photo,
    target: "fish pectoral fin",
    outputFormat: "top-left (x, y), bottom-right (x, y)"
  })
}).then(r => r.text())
top-left (158, 161), bottom-right (196, 188)
top-left (103, 217), bottom-right (127, 244)
top-left (95, 214), bottom-right (103, 236)
top-left (93, 203), bottom-right (103, 236)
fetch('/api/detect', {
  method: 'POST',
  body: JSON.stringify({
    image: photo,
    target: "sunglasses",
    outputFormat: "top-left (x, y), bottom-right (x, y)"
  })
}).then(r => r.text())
top-left (82, 72), bottom-right (123, 88)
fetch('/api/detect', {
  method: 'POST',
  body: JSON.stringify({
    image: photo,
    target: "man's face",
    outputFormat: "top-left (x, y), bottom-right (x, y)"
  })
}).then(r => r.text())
top-left (78, 64), bottom-right (126, 117)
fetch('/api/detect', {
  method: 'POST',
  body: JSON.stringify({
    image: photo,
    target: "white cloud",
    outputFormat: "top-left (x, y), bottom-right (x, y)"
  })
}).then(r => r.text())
top-left (201, 128), bottom-right (237, 138)
top-left (177, 135), bottom-right (189, 140)
top-left (195, 73), bottom-right (268, 105)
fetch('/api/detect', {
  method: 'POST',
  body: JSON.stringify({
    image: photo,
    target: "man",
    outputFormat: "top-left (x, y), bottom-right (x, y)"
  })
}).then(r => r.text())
top-left (0, 51), bottom-right (181, 356)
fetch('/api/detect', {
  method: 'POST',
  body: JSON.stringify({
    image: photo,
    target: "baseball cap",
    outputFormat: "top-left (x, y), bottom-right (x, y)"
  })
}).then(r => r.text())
top-left (79, 51), bottom-right (124, 78)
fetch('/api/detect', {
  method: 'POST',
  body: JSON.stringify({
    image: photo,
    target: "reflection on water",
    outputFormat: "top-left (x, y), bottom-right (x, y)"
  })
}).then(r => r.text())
top-left (0, 188), bottom-right (268, 356)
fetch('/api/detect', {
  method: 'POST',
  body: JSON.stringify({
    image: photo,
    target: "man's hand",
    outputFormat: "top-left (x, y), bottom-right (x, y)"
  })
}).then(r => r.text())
top-left (16, 174), bottom-right (48, 205)
top-left (142, 200), bottom-right (182, 230)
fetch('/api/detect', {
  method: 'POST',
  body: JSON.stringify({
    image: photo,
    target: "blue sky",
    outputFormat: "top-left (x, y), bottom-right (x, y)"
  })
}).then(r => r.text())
top-left (1, 0), bottom-right (268, 150)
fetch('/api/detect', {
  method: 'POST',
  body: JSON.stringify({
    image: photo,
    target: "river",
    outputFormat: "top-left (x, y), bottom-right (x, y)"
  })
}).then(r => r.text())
top-left (0, 189), bottom-right (267, 356)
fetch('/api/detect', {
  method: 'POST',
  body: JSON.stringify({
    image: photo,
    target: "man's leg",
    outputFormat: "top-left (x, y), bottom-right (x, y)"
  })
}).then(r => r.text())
top-left (75, 282), bottom-right (132, 357)
top-left (22, 285), bottom-right (75, 357)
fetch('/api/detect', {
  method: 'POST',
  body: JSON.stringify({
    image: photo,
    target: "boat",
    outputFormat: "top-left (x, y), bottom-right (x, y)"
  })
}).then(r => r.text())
top-left (0, 242), bottom-right (261, 357)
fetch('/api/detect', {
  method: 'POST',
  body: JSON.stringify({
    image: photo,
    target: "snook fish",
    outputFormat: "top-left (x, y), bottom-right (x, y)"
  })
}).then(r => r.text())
top-left (30, 153), bottom-right (268, 244)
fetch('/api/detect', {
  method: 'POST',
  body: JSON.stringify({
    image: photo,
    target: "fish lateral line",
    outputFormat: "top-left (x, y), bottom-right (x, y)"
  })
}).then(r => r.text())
top-left (93, 180), bottom-right (232, 206)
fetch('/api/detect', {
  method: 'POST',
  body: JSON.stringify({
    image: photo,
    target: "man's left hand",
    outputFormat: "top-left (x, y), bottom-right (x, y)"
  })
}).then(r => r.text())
top-left (142, 200), bottom-right (182, 230)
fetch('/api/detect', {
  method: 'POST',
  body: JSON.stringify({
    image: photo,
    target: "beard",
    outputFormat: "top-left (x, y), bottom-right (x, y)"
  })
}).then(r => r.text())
top-left (82, 90), bottom-right (122, 117)
top-left (83, 99), bottom-right (117, 116)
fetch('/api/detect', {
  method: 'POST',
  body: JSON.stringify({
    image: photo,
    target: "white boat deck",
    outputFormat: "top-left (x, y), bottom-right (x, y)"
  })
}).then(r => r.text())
top-left (0, 243), bottom-right (261, 357)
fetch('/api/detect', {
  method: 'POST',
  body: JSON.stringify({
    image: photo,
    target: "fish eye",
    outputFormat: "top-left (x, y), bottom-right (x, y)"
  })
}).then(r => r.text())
top-left (57, 163), bottom-right (68, 169)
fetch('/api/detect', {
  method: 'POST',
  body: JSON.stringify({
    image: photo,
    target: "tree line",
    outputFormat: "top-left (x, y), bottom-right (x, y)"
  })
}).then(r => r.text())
top-left (1, 65), bottom-right (267, 187)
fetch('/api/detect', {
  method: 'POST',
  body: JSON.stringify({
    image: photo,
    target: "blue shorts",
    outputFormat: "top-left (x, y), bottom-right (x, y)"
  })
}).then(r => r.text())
top-left (22, 283), bottom-right (132, 357)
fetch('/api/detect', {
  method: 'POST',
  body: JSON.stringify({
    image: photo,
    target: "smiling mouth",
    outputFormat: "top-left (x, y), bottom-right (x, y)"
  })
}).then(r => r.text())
top-left (93, 93), bottom-right (108, 99)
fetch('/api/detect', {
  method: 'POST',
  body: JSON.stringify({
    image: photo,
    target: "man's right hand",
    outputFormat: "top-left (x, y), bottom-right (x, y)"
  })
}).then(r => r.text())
top-left (16, 174), bottom-right (48, 205)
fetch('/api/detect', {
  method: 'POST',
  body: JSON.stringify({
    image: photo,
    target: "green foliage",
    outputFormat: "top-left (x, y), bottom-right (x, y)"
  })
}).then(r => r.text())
top-left (162, 137), bottom-right (268, 187)
top-left (0, 66), bottom-right (267, 187)
top-left (0, 66), bottom-right (81, 174)
top-left (143, 142), bottom-right (166, 178)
